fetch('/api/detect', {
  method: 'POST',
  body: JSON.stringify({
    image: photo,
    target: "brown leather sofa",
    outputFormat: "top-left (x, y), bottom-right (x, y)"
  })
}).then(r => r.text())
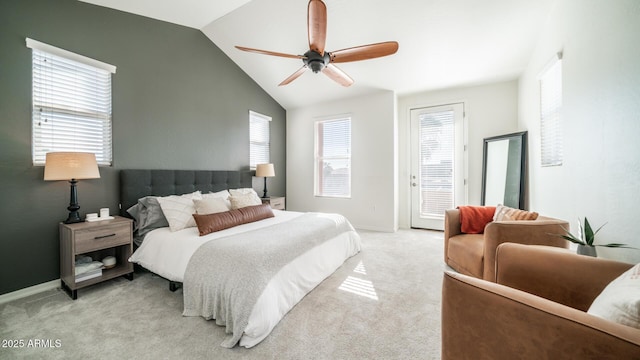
top-left (444, 208), bottom-right (569, 281)
top-left (442, 243), bottom-right (640, 360)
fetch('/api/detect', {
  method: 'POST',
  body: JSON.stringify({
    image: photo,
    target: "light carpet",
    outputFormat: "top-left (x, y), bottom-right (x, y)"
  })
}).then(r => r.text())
top-left (0, 229), bottom-right (446, 360)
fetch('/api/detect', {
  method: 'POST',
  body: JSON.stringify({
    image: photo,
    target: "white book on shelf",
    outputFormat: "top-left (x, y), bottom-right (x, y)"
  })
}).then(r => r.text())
top-left (75, 260), bottom-right (103, 275)
top-left (75, 268), bottom-right (102, 282)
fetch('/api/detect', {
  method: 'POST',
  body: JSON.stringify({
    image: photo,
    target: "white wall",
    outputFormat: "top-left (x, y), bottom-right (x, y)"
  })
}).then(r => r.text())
top-left (286, 91), bottom-right (398, 232)
top-left (519, 0), bottom-right (640, 263)
top-left (397, 80), bottom-right (519, 228)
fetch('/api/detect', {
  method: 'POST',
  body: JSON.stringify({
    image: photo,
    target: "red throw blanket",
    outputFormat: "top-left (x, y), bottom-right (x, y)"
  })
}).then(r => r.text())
top-left (457, 206), bottom-right (496, 234)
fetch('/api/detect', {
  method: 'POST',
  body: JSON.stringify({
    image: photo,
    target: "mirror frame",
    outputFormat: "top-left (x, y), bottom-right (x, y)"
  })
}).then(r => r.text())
top-left (481, 131), bottom-right (527, 209)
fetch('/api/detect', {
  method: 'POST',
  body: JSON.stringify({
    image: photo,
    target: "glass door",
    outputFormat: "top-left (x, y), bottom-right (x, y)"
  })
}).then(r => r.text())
top-left (410, 103), bottom-right (465, 230)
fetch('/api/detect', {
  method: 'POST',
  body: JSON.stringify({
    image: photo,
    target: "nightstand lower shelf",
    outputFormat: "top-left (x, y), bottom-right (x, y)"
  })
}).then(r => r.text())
top-left (61, 264), bottom-right (134, 300)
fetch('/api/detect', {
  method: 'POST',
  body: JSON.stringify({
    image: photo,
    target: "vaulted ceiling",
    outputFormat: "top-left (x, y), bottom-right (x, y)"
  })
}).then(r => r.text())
top-left (80, 0), bottom-right (554, 109)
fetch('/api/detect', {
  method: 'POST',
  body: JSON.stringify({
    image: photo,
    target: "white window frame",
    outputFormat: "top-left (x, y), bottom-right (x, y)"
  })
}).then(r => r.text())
top-left (27, 38), bottom-right (116, 166)
top-left (539, 52), bottom-right (563, 167)
top-left (314, 116), bottom-right (352, 198)
top-left (249, 111), bottom-right (271, 169)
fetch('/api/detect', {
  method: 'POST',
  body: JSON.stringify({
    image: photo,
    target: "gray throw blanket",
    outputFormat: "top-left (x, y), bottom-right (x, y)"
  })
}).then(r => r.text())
top-left (182, 213), bottom-right (356, 348)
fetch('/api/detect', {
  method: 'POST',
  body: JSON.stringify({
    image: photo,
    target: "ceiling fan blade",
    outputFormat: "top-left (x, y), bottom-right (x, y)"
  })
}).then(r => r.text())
top-left (329, 41), bottom-right (399, 63)
top-left (279, 66), bottom-right (308, 86)
top-left (322, 64), bottom-right (353, 87)
top-left (307, 0), bottom-right (327, 55)
top-left (235, 46), bottom-right (305, 59)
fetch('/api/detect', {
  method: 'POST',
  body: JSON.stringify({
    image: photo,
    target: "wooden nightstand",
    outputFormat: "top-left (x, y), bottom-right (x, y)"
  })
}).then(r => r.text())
top-left (59, 216), bottom-right (134, 299)
top-left (262, 196), bottom-right (285, 210)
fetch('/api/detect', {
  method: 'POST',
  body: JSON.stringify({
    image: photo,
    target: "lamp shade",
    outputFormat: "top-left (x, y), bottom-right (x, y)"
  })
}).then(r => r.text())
top-left (255, 163), bottom-right (275, 177)
top-left (44, 152), bottom-right (100, 181)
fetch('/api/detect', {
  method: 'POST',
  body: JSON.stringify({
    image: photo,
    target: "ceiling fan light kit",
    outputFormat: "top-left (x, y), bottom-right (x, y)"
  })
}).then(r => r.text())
top-left (304, 50), bottom-right (330, 73)
top-left (236, 0), bottom-right (398, 87)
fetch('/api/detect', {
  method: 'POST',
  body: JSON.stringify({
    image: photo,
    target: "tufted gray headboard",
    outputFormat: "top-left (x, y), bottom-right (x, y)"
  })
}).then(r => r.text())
top-left (119, 169), bottom-right (254, 216)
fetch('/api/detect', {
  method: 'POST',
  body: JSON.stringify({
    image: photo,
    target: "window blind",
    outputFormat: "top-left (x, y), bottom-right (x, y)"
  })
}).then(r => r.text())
top-left (540, 55), bottom-right (563, 167)
top-left (28, 39), bottom-right (115, 166)
top-left (315, 117), bottom-right (351, 198)
top-left (249, 111), bottom-right (271, 169)
top-left (419, 110), bottom-right (454, 217)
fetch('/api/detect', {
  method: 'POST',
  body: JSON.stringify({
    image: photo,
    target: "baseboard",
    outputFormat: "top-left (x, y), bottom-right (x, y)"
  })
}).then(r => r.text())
top-left (0, 279), bottom-right (60, 305)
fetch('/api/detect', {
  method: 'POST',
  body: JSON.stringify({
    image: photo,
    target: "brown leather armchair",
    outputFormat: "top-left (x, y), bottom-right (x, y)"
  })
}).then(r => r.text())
top-left (442, 243), bottom-right (639, 360)
top-left (444, 208), bottom-right (569, 281)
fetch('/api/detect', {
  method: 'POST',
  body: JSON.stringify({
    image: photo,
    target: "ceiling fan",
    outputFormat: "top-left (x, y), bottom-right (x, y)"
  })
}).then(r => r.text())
top-left (235, 0), bottom-right (399, 87)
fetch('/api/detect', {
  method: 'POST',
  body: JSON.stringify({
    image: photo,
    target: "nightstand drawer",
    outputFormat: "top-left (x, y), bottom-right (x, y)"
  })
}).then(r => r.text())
top-left (270, 197), bottom-right (285, 209)
top-left (75, 223), bottom-right (131, 253)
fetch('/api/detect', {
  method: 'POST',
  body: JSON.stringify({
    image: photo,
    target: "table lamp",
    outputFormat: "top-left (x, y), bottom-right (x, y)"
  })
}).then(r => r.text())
top-left (255, 163), bottom-right (275, 198)
top-left (44, 152), bottom-right (100, 223)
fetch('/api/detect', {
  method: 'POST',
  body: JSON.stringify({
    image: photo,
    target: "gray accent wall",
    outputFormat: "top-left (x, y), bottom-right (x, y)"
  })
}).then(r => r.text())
top-left (0, 0), bottom-right (286, 295)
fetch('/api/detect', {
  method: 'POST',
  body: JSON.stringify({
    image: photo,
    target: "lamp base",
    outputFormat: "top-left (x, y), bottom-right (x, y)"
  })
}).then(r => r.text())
top-left (64, 212), bottom-right (83, 224)
top-left (262, 177), bottom-right (268, 199)
top-left (64, 179), bottom-right (83, 224)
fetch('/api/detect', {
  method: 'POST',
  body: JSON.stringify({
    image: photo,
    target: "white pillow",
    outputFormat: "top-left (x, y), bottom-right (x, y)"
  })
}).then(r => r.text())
top-left (156, 191), bottom-right (202, 232)
top-left (202, 190), bottom-right (231, 208)
top-left (229, 192), bottom-right (262, 210)
top-left (193, 197), bottom-right (230, 215)
top-left (202, 189), bottom-right (230, 199)
top-left (587, 263), bottom-right (640, 329)
top-left (229, 188), bottom-right (259, 197)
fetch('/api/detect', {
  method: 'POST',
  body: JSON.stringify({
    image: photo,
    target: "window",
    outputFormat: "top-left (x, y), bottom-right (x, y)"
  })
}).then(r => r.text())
top-left (315, 117), bottom-right (351, 198)
top-left (249, 111), bottom-right (271, 169)
top-left (28, 38), bottom-right (116, 166)
top-left (539, 52), bottom-right (563, 167)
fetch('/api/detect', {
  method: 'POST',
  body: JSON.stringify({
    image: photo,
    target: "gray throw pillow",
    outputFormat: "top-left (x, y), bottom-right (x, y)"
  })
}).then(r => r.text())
top-left (127, 196), bottom-right (170, 237)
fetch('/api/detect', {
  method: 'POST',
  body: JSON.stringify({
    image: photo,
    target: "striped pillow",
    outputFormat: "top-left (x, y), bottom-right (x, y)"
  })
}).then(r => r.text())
top-left (157, 191), bottom-right (203, 231)
top-left (494, 205), bottom-right (539, 221)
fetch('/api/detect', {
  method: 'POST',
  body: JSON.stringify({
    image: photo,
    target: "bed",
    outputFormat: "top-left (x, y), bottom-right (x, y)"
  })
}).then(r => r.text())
top-left (120, 169), bottom-right (361, 348)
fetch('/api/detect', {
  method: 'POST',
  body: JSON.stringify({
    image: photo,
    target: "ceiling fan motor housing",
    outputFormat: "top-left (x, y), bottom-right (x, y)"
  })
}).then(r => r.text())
top-left (304, 50), bottom-right (331, 73)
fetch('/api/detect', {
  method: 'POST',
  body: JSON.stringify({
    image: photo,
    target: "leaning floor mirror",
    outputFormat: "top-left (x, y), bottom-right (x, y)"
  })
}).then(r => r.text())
top-left (481, 131), bottom-right (527, 209)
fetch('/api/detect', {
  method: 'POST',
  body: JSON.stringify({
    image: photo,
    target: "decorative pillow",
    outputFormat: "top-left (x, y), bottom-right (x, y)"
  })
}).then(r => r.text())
top-left (229, 192), bottom-right (262, 210)
top-left (457, 206), bottom-right (496, 234)
top-left (192, 204), bottom-right (275, 236)
top-left (229, 188), bottom-right (259, 197)
top-left (193, 197), bottom-right (230, 215)
top-left (156, 191), bottom-right (203, 232)
top-left (493, 204), bottom-right (539, 221)
top-left (588, 263), bottom-right (640, 329)
top-left (126, 196), bottom-right (169, 237)
top-left (202, 190), bottom-right (231, 208)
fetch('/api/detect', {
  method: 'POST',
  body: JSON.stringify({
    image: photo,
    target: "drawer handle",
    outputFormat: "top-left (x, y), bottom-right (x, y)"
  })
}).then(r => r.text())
top-left (94, 233), bottom-right (116, 240)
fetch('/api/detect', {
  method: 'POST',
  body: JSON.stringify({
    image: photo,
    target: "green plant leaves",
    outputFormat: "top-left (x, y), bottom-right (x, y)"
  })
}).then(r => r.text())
top-left (554, 218), bottom-right (628, 248)
top-left (584, 217), bottom-right (594, 245)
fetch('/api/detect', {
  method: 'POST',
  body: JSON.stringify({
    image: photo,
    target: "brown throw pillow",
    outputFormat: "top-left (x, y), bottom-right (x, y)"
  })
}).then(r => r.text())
top-left (192, 203), bottom-right (274, 236)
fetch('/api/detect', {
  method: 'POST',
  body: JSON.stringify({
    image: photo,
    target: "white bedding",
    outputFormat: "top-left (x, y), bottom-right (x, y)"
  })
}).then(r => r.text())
top-left (128, 209), bottom-right (361, 348)
top-left (129, 210), bottom-right (302, 282)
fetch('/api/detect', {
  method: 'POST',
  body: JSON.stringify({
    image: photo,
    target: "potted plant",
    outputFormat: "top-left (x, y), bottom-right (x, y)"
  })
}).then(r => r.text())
top-left (557, 217), bottom-right (629, 257)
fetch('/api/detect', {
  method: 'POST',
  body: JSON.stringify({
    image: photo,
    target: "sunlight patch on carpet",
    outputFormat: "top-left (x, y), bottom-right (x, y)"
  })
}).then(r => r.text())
top-left (338, 261), bottom-right (378, 300)
top-left (354, 261), bottom-right (367, 275)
